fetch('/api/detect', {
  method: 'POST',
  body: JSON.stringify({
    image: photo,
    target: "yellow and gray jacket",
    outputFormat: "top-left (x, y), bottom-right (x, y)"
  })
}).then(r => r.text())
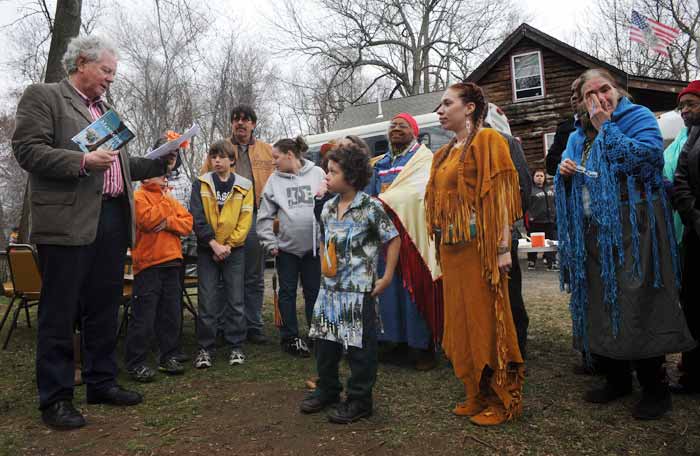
top-left (190, 172), bottom-right (254, 250)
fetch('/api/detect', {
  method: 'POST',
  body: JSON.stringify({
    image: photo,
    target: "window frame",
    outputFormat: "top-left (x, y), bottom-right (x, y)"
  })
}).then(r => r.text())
top-left (511, 50), bottom-right (545, 103)
top-left (543, 132), bottom-right (556, 157)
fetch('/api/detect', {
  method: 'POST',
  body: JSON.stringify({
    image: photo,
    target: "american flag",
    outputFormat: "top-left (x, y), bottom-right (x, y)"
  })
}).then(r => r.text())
top-left (629, 10), bottom-right (680, 57)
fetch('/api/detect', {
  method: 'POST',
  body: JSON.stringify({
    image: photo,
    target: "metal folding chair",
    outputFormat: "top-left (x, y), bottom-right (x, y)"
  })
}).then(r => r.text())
top-left (0, 244), bottom-right (41, 349)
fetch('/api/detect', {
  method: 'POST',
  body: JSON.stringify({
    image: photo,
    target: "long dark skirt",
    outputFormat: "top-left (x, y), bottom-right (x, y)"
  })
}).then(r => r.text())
top-left (584, 197), bottom-right (696, 360)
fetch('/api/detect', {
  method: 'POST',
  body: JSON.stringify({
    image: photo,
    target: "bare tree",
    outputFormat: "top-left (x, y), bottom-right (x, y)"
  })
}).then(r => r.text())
top-left (580, 0), bottom-right (699, 80)
top-left (272, 0), bottom-right (525, 100)
top-left (0, 113), bottom-right (27, 244)
top-left (45, 0), bottom-right (82, 83)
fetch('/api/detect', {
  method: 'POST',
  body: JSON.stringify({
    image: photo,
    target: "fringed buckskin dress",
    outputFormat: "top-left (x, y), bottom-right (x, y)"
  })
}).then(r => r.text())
top-left (426, 128), bottom-right (524, 421)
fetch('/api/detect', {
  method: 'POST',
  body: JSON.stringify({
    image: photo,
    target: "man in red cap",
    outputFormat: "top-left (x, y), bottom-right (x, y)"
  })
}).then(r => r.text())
top-left (671, 80), bottom-right (700, 395)
top-left (367, 113), bottom-right (437, 370)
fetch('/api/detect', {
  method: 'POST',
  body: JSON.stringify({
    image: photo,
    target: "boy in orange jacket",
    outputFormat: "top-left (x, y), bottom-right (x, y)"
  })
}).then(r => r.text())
top-left (125, 172), bottom-right (193, 382)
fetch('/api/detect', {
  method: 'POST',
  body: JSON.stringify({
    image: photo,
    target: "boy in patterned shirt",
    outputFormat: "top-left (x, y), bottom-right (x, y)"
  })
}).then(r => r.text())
top-left (300, 141), bottom-right (400, 424)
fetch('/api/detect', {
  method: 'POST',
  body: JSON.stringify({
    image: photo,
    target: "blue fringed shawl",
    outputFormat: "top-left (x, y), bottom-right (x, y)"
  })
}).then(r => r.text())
top-left (554, 97), bottom-right (680, 356)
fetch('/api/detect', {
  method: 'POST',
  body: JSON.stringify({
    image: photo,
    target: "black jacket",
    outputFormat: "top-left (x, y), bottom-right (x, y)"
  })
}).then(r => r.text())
top-left (527, 183), bottom-right (556, 225)
top-left (672, 126), bottom-right (700, 237)
top-left (546, 117), bottom-right (576, 176)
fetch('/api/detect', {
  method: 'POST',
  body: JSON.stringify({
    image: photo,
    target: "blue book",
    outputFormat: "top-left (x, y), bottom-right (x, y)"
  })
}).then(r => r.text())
top-left (71, 109), bottom-right (135, 153)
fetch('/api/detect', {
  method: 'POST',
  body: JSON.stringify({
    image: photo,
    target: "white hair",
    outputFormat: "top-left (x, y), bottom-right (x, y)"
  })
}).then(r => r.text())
top-left (62, 35), bottom-right (118, 75)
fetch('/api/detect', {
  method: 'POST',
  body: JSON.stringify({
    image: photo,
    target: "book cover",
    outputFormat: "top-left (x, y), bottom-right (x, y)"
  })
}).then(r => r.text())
top-left (71, 109), bottom-right (135, 153)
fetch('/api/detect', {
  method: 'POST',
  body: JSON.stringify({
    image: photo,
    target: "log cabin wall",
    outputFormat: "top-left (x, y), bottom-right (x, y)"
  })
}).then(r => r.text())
top-left (477, 38), bottom-right (587, 174)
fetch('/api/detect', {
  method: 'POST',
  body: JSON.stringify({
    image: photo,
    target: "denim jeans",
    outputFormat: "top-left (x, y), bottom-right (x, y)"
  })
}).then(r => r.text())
top-left (125, 266), bottom-right (182, 369)
top-left (243, 217), bottom-right (265, 336)
top-left (276, 250), bottom-right (320, 340)
top-left (196, 246), bottom-right (245, 352)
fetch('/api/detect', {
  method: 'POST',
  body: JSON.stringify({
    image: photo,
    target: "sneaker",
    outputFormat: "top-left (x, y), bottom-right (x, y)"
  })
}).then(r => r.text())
top-left (547, 262), bottom-right (559, 272)
top-left (229, 348), bottom-right (246, 366)
top-left (172, 351), bottom-right (190, 363)
top-left (282, 337), bottom-right (311, 358)
top-left (527, 260), bottom-right (536, 270)
top-left (128, 365), bottom-right (156, 383)
top-left (194, 349), bottom-right (212, 369)
top-left (327, 400), bottom-right (372, 424)
top-left (159, 358), bottom-right (185, 375)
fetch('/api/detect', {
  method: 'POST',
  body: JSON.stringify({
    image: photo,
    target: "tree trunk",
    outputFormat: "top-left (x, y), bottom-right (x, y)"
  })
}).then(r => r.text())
top-left (19, 0), bottom-right (83, 244)
top-left (45, 0), bottom-right (83, 84)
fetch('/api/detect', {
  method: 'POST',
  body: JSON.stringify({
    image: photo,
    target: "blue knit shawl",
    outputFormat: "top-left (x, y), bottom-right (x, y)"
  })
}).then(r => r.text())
top-left (554, 97), bottom-right (679, 355)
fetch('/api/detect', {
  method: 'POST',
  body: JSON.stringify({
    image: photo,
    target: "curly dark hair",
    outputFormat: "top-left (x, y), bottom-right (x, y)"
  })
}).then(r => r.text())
top-left (326, 143), bottom-right (372, 191)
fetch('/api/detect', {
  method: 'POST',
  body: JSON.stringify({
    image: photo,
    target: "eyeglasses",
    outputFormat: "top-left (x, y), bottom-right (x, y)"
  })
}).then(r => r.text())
top-left (676, 101), bottom-right (700, 112)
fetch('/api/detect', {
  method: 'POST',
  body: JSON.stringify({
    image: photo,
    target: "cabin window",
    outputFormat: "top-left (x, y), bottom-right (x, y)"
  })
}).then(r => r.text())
top-left (511, 51), bottom-right (544, 102)
top-left (543, 132), bottom-right (556, 156)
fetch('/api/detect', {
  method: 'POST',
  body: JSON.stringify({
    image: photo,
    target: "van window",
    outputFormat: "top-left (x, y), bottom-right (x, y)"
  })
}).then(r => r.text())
top-left (420, 126), bottom-right (453, 151)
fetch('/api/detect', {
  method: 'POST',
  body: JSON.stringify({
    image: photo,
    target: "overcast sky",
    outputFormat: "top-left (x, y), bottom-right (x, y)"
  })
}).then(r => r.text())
top-left (0, 0), bottom-right (590, 105)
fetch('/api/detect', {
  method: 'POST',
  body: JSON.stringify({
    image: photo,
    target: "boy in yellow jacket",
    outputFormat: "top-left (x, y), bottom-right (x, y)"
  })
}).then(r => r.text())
top-left (190, 140), bottom-right (254, 368)
top-left (125, 171), bottom-right (193, 382)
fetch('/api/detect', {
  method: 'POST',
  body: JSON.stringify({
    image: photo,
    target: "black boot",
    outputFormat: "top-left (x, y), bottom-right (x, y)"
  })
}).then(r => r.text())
top-left (633, 386), bottom-right (672, 420)
top-left (584, 381), bottom-right (633, 404)
top-left (41, 400), bottom-right (86, 430)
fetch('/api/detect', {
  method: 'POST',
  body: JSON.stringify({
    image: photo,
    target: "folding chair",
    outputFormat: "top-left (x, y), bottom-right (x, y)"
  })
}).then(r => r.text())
top-left (0, 244), bottom-right (41, 349)
top-left (181, 254), bottom-right (198, 331)
top-left (118, 261), bottom-right (134, 338)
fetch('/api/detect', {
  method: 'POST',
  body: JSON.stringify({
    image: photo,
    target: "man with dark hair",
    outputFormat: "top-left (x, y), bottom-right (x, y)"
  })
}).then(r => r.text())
top-left (546, 78), bottom-right (580, 176)
top-left (228, 105), bottom-right (275, 344)
top-left (671, 80), bottom-right (700, 395)
top-left (12, 35), bottom-right (174, 430)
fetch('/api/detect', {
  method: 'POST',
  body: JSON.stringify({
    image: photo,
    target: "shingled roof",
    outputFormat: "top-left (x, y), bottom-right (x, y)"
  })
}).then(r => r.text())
top-left (332, 91), bottom-right (443, 130)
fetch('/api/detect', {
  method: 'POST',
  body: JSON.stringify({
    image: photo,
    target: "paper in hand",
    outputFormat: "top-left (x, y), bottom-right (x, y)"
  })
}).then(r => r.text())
top-left (145, 123), bottom-right (200, 159)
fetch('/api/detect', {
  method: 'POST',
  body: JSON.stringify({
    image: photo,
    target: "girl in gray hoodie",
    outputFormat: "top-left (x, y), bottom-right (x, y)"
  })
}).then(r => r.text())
top-left (257, 136), bottom-right (326, 357)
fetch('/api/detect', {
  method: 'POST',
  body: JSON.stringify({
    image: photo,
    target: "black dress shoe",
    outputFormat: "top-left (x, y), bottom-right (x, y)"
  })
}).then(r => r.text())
top-left (299, 392), bottom-right (339, 414)
top-left (41, 401), bottom-right (86, 430)
top-left (87, 386), bottom-right (143, 406)
top-left (327, 400), bottom-right (372, 424)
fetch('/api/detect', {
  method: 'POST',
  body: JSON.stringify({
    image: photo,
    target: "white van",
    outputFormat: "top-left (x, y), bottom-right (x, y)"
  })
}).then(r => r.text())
top-left (305, 103), bottom-right (512, 163)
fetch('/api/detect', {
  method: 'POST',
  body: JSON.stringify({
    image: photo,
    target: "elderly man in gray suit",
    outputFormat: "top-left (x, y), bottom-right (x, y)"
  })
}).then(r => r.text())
top-left (12, 35), bottom-right (175, 430)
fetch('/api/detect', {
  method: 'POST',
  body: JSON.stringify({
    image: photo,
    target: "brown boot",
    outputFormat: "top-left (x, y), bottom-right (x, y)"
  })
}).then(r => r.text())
top-left (452, 397), bottom-right (487, 416)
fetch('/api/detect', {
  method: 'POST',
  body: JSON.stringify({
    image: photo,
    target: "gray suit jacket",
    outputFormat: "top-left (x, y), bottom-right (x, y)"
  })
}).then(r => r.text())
top-left (12, 79), bottom-right (167, 246)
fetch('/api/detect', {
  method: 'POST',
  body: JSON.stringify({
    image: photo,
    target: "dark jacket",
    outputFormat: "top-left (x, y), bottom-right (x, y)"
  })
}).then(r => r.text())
top-left (500, 133), bottom-right (531, 214)
top-left (672, 126), bottom-right (700, 237)
top-left (12, 79), bottom-right (167, 246)
top-left (527, 183), bottom-right (556, 225)
top-left (546, 117), bottom-right (576, 176)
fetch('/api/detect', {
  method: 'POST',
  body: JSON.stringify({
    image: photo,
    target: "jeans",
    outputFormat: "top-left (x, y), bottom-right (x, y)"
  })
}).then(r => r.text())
top-left (35, 197), bottom-right (127, 409)
top-left (125, 266), bottom-right (182, 369)
top-left (243, 217), bottom-right (265, 336)
top-left (276, 250), bottom-right (320, 340)
top-left (196, 246), bottom-right (245, 352)
top-left (314, 294), bottom-right (378, 408)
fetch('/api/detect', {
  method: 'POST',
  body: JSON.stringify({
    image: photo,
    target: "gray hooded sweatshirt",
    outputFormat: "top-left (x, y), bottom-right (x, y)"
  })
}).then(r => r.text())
top-left (256, 159), bottom-right (325, 257)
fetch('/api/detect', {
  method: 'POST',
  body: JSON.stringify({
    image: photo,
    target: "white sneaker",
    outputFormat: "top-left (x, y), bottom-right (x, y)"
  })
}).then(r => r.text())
top-left (229, 348), bottom-right (245, 366)
top-left (194, 349), bottom-right (212, 369)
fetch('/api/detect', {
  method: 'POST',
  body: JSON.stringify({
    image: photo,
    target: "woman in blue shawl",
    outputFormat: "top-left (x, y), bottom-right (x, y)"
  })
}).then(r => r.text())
top-left (556, 69), bottom-right (694, 420)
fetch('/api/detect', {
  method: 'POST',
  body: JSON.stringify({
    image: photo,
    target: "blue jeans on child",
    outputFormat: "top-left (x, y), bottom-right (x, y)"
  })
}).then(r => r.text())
top-left (196, 246), bottom-right (245, 352)
top-left (276, 250), bottom-right (321, 341)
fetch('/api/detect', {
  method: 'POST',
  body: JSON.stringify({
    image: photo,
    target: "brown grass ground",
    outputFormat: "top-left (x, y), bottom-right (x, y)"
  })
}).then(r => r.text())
top-left (0, 261), bottom-right (698, 455)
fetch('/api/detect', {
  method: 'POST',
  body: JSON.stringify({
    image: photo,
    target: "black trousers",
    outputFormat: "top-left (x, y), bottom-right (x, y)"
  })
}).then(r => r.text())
top-left (125, 266), bottom-right (182, 370)
top-left (509, 237), bottom-right (529, 358)
top-left (315, 294), bottom-right (378, 408)
top-left (36, 197), bottom-right (128, 409)
top-left (680, 230), bottom-right (700, 385)
top-left (598, 355), bottom-right (667, 392)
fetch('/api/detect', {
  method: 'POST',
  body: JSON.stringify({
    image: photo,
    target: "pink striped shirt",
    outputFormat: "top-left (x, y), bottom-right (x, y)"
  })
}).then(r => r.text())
top-left (73, 85), bottom-right (124, 197)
